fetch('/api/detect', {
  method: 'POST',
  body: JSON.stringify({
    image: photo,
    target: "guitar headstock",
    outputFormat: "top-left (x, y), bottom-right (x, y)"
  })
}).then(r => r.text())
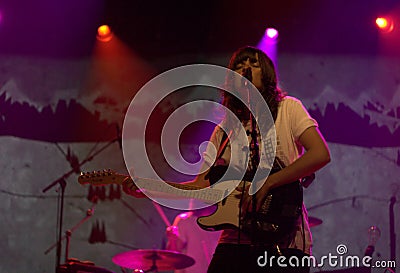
top-left (78, 169), bottom-right (127, 186)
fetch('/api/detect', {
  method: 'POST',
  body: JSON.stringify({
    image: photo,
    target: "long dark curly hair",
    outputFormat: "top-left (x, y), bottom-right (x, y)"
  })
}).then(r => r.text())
top-left (222, 46), bottom-right (285, 122)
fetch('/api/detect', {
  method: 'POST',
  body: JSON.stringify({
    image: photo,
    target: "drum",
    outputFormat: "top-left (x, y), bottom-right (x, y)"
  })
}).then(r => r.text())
top-left (57, 258), bottom-right (115, 273)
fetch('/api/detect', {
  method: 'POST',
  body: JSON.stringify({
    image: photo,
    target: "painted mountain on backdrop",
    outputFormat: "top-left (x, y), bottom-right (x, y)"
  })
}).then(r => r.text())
top-left (0, 85), bottom-right (400, 147)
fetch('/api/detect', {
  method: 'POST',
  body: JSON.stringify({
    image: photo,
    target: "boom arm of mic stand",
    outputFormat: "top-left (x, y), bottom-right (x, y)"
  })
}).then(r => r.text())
top-left (41, 136), bottom-right (119, 272)
top-left (42, 136), bottom-right (120, 194)
top-left (244, 78), bottom-right (260, 245)
top-left (44, 205), bottom-right (96, 256)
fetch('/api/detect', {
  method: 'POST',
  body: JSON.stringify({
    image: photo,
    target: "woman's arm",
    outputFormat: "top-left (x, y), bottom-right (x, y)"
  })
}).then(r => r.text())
top-left (244, 126), bottom-right (330, 211)
top-left (268, 126), bottom-right (330, 188)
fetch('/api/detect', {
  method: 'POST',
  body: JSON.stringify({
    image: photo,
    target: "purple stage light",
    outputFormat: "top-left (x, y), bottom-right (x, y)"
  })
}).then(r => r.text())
top-left (265, 28), bottom-right (278, 39)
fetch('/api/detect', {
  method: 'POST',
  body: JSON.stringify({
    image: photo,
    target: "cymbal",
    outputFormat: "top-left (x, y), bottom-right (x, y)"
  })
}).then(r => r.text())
top-left (308, 216), bottom-right (323, 227)
top-left (112, 249), bottom-right (195, 271)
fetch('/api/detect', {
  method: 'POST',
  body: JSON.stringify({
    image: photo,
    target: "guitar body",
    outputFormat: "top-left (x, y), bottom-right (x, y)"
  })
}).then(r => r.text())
top-left (197, 181), bottom-right (303, 245)
top-left (197, 190), bottom-right (242, 231)
top-left (198, 163), bottom-right (303, 245)
top-left (244, 181), bottom-right (303, 244)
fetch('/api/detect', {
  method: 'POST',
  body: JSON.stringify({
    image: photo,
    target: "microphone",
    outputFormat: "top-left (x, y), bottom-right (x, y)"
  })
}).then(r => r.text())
top-left (242, 67), bottom-right (252, 84)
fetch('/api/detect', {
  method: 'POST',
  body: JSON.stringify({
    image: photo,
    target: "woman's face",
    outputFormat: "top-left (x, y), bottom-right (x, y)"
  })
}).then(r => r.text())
top-left (233, 53), bottom-right (263, 91)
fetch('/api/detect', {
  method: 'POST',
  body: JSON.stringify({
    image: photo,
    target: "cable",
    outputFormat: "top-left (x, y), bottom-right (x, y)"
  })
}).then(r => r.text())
top-left (0, 189), bottom-right (85, 199)
top-left (308, 195), bottom-right (400, 211)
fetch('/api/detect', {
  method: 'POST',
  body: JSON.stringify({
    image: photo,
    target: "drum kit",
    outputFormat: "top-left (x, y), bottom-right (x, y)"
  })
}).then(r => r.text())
top-left (112, 249), bottom-right (195, 272)
top-left (58, 216), bottom-right (322, 273)
top-left (57, 250), bottom-right (195, 273)
top-left (109, 216), bottom-right (323, 272)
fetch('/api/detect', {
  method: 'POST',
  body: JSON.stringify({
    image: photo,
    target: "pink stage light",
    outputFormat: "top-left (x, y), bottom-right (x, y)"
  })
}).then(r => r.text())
top-left (376, 17), bottom-right (394, 33)
top-left (257, 27), bottom-right (279, 77)
top-left (265, 28), bottom-right (279, 39)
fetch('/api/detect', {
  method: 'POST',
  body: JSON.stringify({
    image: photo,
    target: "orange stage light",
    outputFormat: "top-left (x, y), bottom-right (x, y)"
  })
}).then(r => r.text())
top-left (97, 24), bottom-right (113, 42)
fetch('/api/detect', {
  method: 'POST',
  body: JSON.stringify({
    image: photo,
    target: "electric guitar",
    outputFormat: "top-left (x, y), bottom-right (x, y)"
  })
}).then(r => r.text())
top-left (78, 169), bottom-right (302, 245)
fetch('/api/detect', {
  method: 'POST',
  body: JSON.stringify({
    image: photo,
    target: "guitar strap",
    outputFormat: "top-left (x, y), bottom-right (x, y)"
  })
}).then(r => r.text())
top-left (204, 129), bottom-right (232, 185)
top-left (215, 129), bottom-right (232, 160)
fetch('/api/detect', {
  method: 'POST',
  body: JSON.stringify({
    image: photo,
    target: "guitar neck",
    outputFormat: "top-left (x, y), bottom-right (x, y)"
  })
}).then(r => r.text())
top-left (78, 170), bottom-right (224, 203)
top-left (134, 177), bottom-right (223, 203)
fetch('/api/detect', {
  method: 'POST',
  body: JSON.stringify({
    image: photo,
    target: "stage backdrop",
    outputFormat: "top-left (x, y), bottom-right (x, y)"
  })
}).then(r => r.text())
top-left (0, 49), bottom-right (399, 273)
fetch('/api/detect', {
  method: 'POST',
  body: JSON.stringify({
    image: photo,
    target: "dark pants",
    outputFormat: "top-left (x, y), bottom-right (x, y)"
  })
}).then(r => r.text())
top-left (207, 244), bottom-right (311, 273)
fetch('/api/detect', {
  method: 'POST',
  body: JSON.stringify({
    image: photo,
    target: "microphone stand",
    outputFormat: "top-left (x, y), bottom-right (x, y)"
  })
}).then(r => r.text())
top-left (243, 68), bottom-right (260, 245)
top-left (42, 136), bottom-right (119, 272)
top-left (249, 109), bottom-right (260, 246)
top-left (389, 195), bottom-right (396, 273)
top-left (44, 205), bottom-right (95, 260)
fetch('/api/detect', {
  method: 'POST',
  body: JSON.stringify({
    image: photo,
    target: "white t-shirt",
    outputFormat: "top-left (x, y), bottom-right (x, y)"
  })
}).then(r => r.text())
top-left (202, 96), bottom-right (317, 254)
